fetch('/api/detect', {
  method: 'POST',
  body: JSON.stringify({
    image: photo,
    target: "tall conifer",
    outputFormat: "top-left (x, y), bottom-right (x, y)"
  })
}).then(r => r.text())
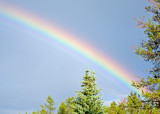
top-left (73, 69), bottom-right (105, 114)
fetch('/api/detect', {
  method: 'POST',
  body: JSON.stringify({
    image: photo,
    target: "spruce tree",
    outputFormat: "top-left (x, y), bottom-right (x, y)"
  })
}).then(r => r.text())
top-left (73, 69), bottom-right (105, 114)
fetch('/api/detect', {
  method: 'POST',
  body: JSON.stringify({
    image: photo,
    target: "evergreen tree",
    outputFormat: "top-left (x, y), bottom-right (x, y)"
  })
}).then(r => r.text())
top-left (73, 69), bottom-right (105, 114)
top-left (65, 97), bottom-right (75, 114)
top-left (126, 92), bottom-right (142, 114)
top-left (132, 0), bottom-right (160, 110)
top-left (109, 101), bottom-right (118, 114)
top-left (106, 98), bottom-right (127, 114)
top-left (117, 98), bottom-right (126, 114)
top-left (58, 101), bottom-right (67, 114)
top-left (104, 106), bottom-right (110, 114)
top-left (32, 95), bottom-right (56, 114)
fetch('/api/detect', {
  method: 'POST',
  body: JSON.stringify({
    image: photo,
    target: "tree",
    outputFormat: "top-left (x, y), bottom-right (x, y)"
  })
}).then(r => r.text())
top-left (107, 99), bottom-right (126, 114)
top-left (32, 95), bottom-right (56, 114)
top-left (58, 101), bottom-right (67, 114)
top-left (132, 0), bottom-right (160, 111)
top-left (73, 69), bottom-right (105, 114)
top-left (109, 101), bottom-right (118, 114)
top-left (104, 106), bottom-right (110, 114)
top-left (105, 0), bottom-right (160, 113)
top-left (126, 92), bottom-right (142, 114)
top-left (65, 97), bottom-right (75, 114)
top-left (118, 98), bottom-right (127, 114)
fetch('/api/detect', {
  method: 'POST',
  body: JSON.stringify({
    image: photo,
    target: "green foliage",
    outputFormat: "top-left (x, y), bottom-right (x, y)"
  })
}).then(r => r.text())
top-left (104, 106), bottom-right (109, 114)
top-left (73, 69), bottom-right (105, 114)
top-left (32, 95), bottom-right (56, 114)
top-left (118, 99), bottom-right (126, 114)
top-left (42, 95), bottom-right (56, 114)
top-left (109, 101), bottom-right (118, 113)
top-left (126, 92), bottom-right (142, 114)
top-left (106, 100), bottom-right (127, 114)
top-left (132, 0), bottom-right (160, 111)
top-left (65, 97), bottom-right (75, 114)
top-left (58, 101), bottom-right (67, 114)
top-left (105, 92), bottom-right (160, 113)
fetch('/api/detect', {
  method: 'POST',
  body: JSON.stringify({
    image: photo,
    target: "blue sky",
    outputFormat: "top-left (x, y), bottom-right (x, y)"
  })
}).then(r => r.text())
top-left (0, 0), bottom-right (152, 113)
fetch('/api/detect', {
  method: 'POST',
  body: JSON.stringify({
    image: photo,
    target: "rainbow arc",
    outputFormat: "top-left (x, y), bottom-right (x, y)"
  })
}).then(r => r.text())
top-left (0, 3), bottom-right (142, 95)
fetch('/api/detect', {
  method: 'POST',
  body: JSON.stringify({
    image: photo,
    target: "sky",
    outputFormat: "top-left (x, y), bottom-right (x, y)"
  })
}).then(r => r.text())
top-left (0, 0), bottom-right (152, 113)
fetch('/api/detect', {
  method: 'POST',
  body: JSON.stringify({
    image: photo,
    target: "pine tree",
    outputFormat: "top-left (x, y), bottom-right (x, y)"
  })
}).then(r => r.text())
top-left (32, 95), bottom-right (56, 114)
top-left (42, 95), bottom-right (56, 114)
top-left (132, 0), bottom-right (160, 110)
top-left (73, 69), bottom-right (105, 114)
top-left (58, 101), bottom-right (67, 114)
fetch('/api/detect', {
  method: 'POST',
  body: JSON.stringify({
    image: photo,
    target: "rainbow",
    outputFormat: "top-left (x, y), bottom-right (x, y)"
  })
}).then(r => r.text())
top-left (0, 3), bottom-right (141, 94)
